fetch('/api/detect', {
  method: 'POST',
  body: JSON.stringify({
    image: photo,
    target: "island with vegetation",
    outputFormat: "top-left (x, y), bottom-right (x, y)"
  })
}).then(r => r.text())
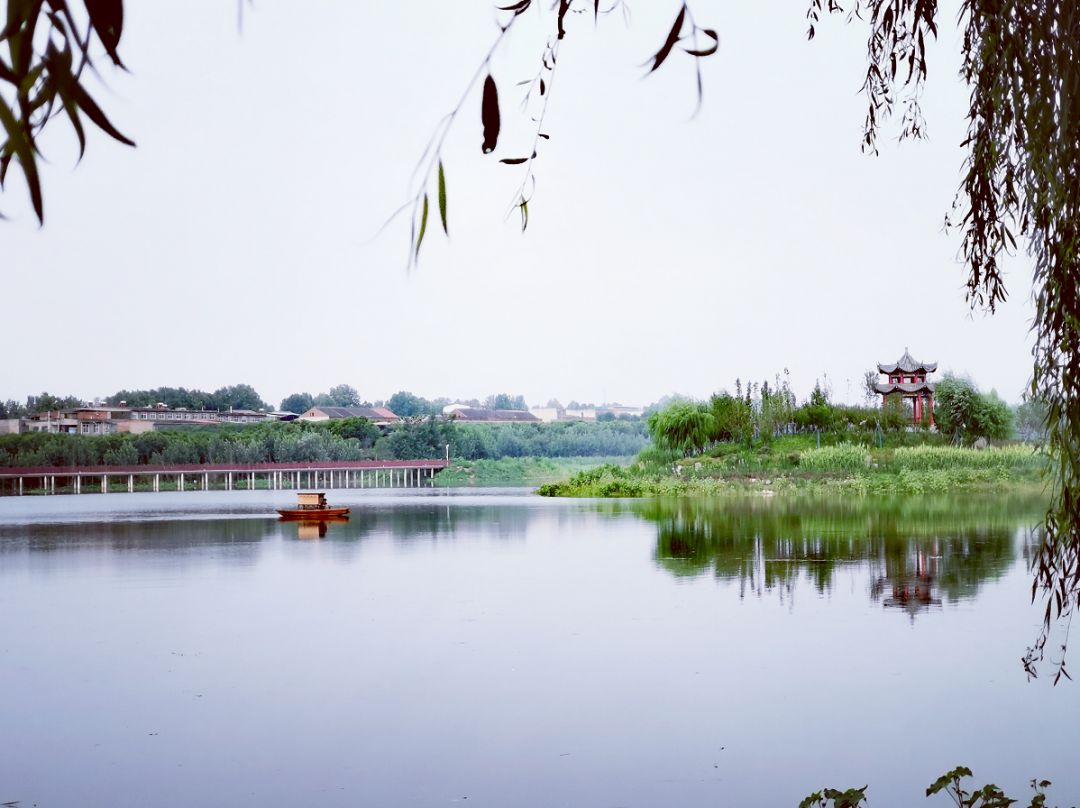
top-left (539, 374), bottom-right (1048, 498)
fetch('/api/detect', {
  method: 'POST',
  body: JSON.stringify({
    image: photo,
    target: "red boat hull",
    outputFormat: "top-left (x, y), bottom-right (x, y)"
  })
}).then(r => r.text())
top-left (276, 507), bottom-right (351, 519)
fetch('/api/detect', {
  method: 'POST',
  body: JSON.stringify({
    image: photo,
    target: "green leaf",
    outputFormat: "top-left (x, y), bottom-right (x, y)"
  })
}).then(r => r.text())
top-left (415, 193), bottom-right (429, 259)
top-left (437, 161), bottom-right (448, 235)
top-left (0, 95), bottom-right (42, 222)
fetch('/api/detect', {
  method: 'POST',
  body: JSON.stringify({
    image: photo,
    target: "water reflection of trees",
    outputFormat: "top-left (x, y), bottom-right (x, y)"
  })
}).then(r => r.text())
top-left (631, 495), bottom-right (1046, 613)
top-left (0, 503), bottom-right (541, 558)
top-left (0, 517), bottom-right (271, 571)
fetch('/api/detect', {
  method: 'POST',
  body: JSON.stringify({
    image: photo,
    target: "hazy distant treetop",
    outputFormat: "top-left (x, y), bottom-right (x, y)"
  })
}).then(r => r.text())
top-left (19, 392), bottom-right (85, 416)
top-left (279, 392), bottom-right (314, 415)
top-left (103, 385), bottom-right (268, 412)
top-left (483, 393), bottom-right (528, 411)
top-left (387, 391), bottom-right (441, 418)
top-left (313, 384), bottom-right (362, 408)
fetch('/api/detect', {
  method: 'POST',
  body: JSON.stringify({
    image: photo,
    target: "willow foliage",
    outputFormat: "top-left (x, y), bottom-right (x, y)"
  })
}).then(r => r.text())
top-left (809, 0), bottom-right (1080, 681)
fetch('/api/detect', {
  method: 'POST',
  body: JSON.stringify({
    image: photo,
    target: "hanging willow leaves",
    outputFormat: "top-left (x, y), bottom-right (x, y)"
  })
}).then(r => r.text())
top-left (481, 74), bottom-right (500, 154)
top-left (437, 161), bottom-right (448, 235)
top-left (43, 46), bottom-right (135, 146)
top-left (496, 0), bottom-right (531, 16)
top-left (415, 193), bottom-right (429, 259)
top-left (84, 0), bottom-right (126, 68)
top-left (0, 0), bottom-right (134, 223)
top-left (556, 0), bottom-right (571, 40)
top-left (647, 5), bottom-right (687, 73)
top-left (684, 29), bottom-right (719, 57)
top-left (0, 96), bottom-right (42, 221)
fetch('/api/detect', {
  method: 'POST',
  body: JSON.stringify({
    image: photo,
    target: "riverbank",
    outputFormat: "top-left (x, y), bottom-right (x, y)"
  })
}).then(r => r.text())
top-left (537, 442), bottom-right (1048, 497)
top-left (432, 456), bottom-right (634, 487)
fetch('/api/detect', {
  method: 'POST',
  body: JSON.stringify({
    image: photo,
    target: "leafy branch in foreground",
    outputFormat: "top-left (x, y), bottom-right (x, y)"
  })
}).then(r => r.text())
top-left (802, 766), bottom-right (1064, 808)
top-left (397, 0), bottom-right (717, 264)
top-left (0, 0), bottom-right (135, 223)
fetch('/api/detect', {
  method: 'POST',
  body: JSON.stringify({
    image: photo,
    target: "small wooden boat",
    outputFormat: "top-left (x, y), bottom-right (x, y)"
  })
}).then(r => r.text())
top-left (276, 492), bottom-right (350, 519)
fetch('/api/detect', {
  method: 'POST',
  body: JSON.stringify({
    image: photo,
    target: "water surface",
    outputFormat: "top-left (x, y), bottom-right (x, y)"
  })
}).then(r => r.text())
top-left (0, 489), bottom-right (1074, 807)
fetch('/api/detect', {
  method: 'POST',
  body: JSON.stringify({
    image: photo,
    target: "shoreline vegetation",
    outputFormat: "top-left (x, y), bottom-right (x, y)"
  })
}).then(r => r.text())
top-left (538, 438), bottom-right (1048, 498)
top-left (539, 379), bottom-right (1049, 498)
top-left (432, 456), bottom-right (632, 487)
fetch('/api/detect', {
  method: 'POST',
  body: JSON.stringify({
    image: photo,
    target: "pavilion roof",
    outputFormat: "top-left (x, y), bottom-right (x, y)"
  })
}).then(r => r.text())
top-left (878, 348), bottom-right (937, 374)
top-left (873, 381), bottom-right (936, 395)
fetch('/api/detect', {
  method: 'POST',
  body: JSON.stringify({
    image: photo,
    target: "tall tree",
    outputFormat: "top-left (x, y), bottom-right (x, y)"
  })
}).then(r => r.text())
top-left (210, 384), bottom-right (267, 412)
top-left (484, 393), bottom-right (528, 411)
top-left (387, 391), bottom-right (435, 418)
top-left (314, 384), bottom-right (362, 408)
top-left (25, 392), bottom-right (84, 414)
top-left (279, 393), bottom-right (314, 414)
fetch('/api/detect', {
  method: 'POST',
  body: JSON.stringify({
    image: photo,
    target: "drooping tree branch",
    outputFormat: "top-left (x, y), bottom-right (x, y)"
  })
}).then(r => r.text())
top-left (810, 0), bottom-right (1080, 683)
top-left (400, 0), bottom-right (718, 263)
top-left (0, 0), bottom-right (134, 223)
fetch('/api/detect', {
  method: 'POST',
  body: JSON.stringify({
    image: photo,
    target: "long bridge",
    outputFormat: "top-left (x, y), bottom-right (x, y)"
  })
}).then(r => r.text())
top-left (0, 459), bottom-right (448, 496)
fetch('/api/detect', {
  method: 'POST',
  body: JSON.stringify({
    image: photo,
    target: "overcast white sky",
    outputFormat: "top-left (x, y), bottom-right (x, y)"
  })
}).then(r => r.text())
top-left (2, 0), bottom-right (1036, 408)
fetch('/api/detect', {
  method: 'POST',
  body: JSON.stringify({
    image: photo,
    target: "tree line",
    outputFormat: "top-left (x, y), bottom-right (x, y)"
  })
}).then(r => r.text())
top-left (2, 384), bottom-right (540, 419)
top-left (0, 417), bottom-right (648, 469)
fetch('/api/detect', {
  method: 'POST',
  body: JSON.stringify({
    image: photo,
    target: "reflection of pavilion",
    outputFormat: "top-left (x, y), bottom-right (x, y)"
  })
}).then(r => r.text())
top-left (870, 542), bottom-right (942, 618)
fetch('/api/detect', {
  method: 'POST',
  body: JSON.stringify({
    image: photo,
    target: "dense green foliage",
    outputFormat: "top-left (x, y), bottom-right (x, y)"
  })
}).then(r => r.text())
top-left (646, 372), bottom-right (1022, 462)
top-left (798, 443), bottom-right (871, 472)
top-left (538, 435), bottom-right (1046, 498)
top-left (1, 392), bottom-right (84, 418)
top-left (647, 402), bottom-right (713, 455)
top-left (279, 392), bottom-right (314, 414)
top-left (104, 384), bottom-right (268, 412)
top-left (386, 391), bottom-right (443, 418)
top-left (448, 420), bottom-right (647, 459)
top-left (933, 375), bottom-right (1013, 444)
top-left (434, 456), bottom-right (629, 487)
top-left (0, 417), bottom-right (645, 468)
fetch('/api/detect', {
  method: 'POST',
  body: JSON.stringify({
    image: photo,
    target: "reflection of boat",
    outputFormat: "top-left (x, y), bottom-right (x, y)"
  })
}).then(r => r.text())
top-left (294, 516), bottom-right (350, 539)
top-left (276, 492), bottom-right (350, 519)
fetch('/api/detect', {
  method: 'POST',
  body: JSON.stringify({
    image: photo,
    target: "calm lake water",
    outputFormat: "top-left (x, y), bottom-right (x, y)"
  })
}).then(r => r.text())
top-left (1, 489), bottom-right (1076, 807)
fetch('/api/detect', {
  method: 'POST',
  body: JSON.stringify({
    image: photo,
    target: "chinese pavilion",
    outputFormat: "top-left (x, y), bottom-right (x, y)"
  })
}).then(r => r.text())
top-left (874, 348), bottom-right (937, 426)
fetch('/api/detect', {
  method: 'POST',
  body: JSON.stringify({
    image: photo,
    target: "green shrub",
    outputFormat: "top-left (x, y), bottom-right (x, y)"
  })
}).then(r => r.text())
top-left (798, 443), bottom-right (871, 472)
top-left (892, 444), bottom-right (1039, 471)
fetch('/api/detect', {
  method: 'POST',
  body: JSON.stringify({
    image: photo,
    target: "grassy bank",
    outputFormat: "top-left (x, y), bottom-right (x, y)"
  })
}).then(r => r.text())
top-left (537, 439), bottom-right (1048, 497)
top-left (433, 456), bottom-right (634, 487)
